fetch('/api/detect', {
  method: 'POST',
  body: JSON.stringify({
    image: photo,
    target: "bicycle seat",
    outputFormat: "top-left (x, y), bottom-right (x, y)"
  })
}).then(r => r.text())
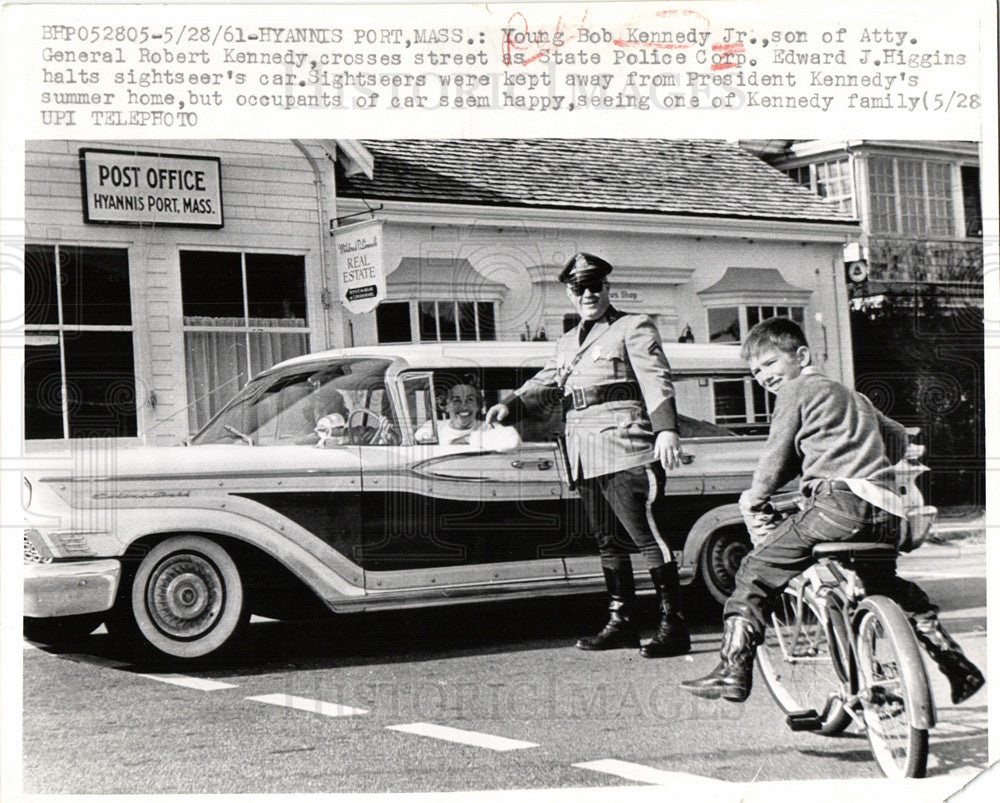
top-left (812, 542), bottom-right (898, 560)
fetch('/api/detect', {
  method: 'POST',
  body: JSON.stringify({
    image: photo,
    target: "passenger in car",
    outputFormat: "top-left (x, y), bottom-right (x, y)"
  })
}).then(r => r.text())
top-left (416, 381), bottom-right (520, 450)
top-left (487, 253), bottom-right (690, 658)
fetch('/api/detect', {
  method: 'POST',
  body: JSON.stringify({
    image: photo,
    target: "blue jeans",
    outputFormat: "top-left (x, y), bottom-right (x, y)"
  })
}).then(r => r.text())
top-left (724, 488), bottom-right (936, 635)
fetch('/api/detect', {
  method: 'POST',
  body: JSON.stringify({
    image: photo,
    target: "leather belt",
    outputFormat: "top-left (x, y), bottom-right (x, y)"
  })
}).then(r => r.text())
top-left (565, 381), bottom-right (641, 411)
top-left (804, 479), bottom-right (852, 497)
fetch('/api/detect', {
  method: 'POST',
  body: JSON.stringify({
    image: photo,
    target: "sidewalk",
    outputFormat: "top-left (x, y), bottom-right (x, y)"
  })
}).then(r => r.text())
top-left (929, 506), bottom-right (987, 544)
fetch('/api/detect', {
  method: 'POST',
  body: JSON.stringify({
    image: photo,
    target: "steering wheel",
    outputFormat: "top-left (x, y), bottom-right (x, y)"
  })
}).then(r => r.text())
top-left (347, 408), bottom-right (399, 446)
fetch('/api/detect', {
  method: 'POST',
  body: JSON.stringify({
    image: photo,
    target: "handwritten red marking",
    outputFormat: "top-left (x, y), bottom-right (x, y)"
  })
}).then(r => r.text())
top-left (519, 11), bottom-right (586, 66)
top-left (710, 41), bottom-right (744, 71)
top-left (502, 11), bottom-right (530, 65)
top-left (654, 9), bottom-right (712, 25)
top-left (502, 8), bottom-right (726, 69)
top-left (611, 39), bottom-right (691, 49)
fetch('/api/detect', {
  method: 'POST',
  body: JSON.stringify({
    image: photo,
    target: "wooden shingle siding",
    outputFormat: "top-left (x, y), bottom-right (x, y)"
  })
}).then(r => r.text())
top-left (24, 138), bottom-right (329, 446)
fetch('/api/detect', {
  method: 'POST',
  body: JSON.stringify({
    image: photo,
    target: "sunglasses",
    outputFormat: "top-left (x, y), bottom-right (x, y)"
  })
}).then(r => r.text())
top-left (567, 280), bottom-right (606, 296)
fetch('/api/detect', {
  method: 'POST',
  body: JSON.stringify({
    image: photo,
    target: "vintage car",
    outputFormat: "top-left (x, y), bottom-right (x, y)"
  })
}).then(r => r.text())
top-left (23, 341), bottom-right (778, 661)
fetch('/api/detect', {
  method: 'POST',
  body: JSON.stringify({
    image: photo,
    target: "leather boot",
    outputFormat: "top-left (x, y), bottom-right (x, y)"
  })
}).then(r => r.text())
top-left (641, 563), bottom-right (691, 658)
top-left (680, 615), bottom-right (760, 702)
top-left (911, 614), bottom-right (985, 704)
top-left (576, 566), bottom-right (640, 650)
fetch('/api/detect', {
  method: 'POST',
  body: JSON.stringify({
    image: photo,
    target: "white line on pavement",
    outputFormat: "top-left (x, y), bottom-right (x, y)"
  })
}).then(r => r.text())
top-left (246, 693), bottom-right (368, 717)
top-left (386, 722), bottom-right (538, 751)
top-left (137, 673), bottom-right (239, 691)
top-left (572, 759), bottom-right (721, 786)
top-left (903, 571), bottom-right (983, 580)
top-left (575, 760), bottom-right (977, 797)
top-left (56, 653), bottom-right (129, 669)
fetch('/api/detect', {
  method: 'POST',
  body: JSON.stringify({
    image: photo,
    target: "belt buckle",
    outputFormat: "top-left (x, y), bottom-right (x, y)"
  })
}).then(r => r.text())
top-left (571, 387), bottom-right (586, 411)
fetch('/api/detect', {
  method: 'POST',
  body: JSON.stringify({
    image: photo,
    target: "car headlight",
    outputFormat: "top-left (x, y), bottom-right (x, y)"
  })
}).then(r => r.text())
top-left (23, 476), bottom-right (32, 510)
top-left (24, 529), bottom-right (53, 564)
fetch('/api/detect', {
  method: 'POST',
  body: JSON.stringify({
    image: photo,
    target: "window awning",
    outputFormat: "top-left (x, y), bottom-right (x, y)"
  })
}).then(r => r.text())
top-left (387, 258), bottom-right (508, 302)
top-left (697, 267), bottom-right (812, 306)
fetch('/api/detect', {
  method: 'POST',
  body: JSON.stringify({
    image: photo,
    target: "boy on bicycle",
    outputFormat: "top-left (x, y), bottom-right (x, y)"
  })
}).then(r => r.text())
top-left (681, 317), bottom-right (984, 705)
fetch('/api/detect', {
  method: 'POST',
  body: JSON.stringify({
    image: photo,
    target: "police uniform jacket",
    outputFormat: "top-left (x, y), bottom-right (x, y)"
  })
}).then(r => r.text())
top-left (511, 307), bottom-right (678, 481)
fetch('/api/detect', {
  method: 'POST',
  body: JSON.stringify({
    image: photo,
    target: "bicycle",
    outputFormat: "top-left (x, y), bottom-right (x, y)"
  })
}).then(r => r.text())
top-left (755, 537), bottom-right (935, 778)
top-left (752, 431), bottom-right (941, 779)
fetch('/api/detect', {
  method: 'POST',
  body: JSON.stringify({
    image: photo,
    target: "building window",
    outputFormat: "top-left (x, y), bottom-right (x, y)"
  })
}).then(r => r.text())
top-left (376, 300), bottom-right (496, 344)
top-left (961, 166), bottom-right (982, 237)
top-left (867, 156), bottom-right (956, 237)
top-left (783, 165), bottom-right (811, 187)
top-left (376, 301), bottom-right (412, 343)
top-left (181, 250), bottom-right (309, 433)
top-left (814, 159), bottom-right (854, 214)
top-left (783, 159), bottom-right (854, 214)
top-left (708, 305), bottom-right (804, 343)
top-left (24, 244), bottom-right (137, 439)
top-left (712, 377), bottom-right (774, 432)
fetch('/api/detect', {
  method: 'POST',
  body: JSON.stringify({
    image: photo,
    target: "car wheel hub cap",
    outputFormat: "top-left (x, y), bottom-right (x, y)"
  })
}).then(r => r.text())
top-left (711, 540), bottom-right (749, 590)
top-left (147, 555), bottom-right (222, 638)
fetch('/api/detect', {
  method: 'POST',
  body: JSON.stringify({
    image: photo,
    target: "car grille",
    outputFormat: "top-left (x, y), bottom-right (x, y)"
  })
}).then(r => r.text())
top-left (24, 530), bottom-right (53, 564)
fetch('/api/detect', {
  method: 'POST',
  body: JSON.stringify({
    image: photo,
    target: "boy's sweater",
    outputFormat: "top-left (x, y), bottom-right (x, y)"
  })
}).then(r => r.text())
top-left (746, 369), bottom-right (908, 506)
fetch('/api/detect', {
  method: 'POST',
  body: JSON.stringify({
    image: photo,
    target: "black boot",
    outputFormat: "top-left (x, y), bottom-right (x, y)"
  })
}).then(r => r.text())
top-left (912, 615), bottom-right (985, 704)
top-left (641, 563), bottom-right (691, 658)
top-left (576, 566), bottom-right (639, 650)
top-left (680, 615), bottom-right (760, 703)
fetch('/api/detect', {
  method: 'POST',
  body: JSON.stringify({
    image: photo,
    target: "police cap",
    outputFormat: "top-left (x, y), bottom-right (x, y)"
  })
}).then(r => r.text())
top-left (558, 252), bottom-right (613, 285)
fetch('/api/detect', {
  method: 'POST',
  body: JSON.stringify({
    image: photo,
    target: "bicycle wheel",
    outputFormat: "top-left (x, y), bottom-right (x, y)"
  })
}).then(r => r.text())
top-left (756, 583), bottom-right (851, 734)
top-left (854, 596), bottom-right (932, 779)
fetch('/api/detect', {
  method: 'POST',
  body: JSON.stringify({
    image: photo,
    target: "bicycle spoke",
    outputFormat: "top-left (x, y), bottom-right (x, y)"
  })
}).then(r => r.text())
top-left (855, 602), bottom-right (930, 778)
top-left (757, 587), bottom-right (851, 735)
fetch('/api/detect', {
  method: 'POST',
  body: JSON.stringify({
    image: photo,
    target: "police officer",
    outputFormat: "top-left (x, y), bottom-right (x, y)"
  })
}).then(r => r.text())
top-left (486, 253), bottom-right (690, 657)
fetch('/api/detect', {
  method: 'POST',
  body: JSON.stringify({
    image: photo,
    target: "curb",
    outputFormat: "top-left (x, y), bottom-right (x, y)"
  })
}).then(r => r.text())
top-left (926, 516), bottom-right (986, 545)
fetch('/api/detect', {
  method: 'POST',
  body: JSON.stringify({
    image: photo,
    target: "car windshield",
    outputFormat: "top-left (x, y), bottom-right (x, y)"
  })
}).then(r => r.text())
top-left (191, 358), bottom-right (394, 445)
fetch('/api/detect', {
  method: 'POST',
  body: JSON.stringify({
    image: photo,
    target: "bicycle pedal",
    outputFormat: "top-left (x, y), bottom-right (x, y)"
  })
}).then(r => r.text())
top-left (786, 710), bottom-right (823, 731)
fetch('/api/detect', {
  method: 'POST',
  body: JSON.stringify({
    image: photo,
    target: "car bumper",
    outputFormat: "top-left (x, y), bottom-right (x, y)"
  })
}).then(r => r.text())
top-left (23, 559), bottom-right (121, 618)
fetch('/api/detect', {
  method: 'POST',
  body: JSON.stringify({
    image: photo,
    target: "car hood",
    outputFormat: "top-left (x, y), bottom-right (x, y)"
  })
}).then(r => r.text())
top-left (26, 443), bottom-right (363, 483)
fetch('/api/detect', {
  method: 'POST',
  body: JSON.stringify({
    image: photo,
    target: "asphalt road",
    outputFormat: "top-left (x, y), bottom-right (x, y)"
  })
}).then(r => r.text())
top-left (21, 542), bottom-right (988, 797)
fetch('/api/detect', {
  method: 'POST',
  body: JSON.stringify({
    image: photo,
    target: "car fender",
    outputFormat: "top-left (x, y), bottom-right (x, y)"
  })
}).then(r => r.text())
top-left (111, 503), bottom-right (366, 605)
top-left (681, 503), bottom-right (746, 573)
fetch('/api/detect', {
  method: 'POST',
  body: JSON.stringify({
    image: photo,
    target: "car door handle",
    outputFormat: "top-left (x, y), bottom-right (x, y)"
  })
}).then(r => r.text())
top-left (511, 459), bottom-right (554, 470)
top-left (680, 454), bottom-right (694, 464)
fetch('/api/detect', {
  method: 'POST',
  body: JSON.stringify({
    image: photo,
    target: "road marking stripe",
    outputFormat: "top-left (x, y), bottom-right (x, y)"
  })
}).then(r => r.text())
top-left (573, 759), bottom-right (722, 786)
top-left (247, 693), bottom-right (368, 717)
top-left (137, 673), bottom-right (239, 691)
top-left (577, 760), bottom-right (978, 793)
top-left (938, 606), bottom-right (987, 620)
top-left (387, 722), bottom-right (537, 751)
top-left (57, 654), bottom-right (129, 669)
top-left (904, 571), bottom-right (982, 580)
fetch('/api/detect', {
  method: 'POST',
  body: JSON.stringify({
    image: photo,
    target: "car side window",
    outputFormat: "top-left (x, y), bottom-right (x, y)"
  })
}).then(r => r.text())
top-left (401, 373), bottom-right (437, 443)
top-left (399, 367), bottom-right (559, 446)
top-left (672, 375), bottom-right (766, 437)
top-left (192, 358), bottom-right (394, 446)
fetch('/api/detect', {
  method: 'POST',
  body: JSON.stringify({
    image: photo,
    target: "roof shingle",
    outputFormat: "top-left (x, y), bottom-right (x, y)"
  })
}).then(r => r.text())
top-left (338, 140), bottom-right (855, 224)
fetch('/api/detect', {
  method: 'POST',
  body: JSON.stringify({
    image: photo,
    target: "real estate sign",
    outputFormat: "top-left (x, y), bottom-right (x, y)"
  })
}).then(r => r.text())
top-left (334, 218), bottom-right (385, 315)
